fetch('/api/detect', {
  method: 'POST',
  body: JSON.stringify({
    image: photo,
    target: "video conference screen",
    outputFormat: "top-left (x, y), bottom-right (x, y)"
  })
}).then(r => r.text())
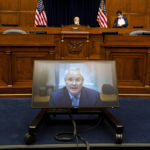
top-left (32, 60), bottom-right (119, 108)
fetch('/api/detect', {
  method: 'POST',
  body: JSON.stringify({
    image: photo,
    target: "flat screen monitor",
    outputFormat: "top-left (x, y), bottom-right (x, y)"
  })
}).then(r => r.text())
top-left (32, 60), bottom-right (119, 108)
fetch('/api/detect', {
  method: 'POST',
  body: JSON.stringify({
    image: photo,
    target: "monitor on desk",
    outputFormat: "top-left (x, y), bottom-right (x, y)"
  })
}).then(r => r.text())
top-left (32, 60), bottom-right (119, 109)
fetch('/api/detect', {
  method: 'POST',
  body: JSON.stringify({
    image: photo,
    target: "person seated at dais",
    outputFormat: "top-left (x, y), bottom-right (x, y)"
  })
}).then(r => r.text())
top-left (73, 16), bottom-right (80, 25)
top-left (113, 10), bottom-right (128, 28)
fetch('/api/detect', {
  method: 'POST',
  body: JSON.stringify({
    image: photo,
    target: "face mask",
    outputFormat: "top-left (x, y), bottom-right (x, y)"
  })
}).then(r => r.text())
top-left (118, 15), bottom-right (122, 19)
top-left (74, 21), bottom-right (79, 25)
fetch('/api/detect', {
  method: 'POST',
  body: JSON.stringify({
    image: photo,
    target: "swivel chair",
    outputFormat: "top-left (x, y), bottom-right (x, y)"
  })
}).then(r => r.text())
top-left (2, 29), bottom-right (27, 34)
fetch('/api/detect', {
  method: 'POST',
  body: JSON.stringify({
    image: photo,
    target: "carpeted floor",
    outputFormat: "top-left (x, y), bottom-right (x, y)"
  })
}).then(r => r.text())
top-left (0, 97), bottom-right (150, 149)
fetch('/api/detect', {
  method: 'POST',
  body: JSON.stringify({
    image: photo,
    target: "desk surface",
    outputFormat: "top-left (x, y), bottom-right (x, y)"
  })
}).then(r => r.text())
top-left (0, 26), bottom-right (150, 35)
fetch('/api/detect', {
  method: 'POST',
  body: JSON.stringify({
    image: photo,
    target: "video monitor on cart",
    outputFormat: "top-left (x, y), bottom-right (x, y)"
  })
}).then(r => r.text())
top-left (32, 60), bottom-right (119, 109)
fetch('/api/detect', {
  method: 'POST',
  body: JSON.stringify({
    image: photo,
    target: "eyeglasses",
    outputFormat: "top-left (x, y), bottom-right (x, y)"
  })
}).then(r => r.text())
top-left (66, 78), bottom-right (83, 84)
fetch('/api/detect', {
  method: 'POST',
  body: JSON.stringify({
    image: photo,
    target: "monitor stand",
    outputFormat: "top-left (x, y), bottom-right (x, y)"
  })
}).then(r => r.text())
top-left (24, 108), bottom-right (123, 145)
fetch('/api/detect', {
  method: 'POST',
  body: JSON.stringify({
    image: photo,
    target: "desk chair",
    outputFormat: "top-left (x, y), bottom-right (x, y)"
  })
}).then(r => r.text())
top-left (2, 29), bottom-right (27, 34)
top-left (129, 30), bottom-right (150, 35)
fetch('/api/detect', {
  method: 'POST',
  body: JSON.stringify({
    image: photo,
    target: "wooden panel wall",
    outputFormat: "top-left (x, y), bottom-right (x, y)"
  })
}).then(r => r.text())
top-left (0, 0), bottom-right (37, 26)
top-left (0, 0), bottom-right (150, 27)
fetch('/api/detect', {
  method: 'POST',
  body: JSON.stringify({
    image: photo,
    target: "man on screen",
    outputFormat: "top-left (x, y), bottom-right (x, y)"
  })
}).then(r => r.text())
top-left (49, 68), bottom-right (102, 107)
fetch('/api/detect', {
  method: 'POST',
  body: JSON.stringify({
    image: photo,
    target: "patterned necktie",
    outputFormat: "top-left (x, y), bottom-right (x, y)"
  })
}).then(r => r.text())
top-left (72, 96), bottom-right (79, 106)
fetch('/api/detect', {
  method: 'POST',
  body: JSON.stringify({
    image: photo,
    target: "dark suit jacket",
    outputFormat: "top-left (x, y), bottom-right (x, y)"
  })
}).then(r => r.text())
top-left (113, 16), bottom-right (128, 28)
top-left (49, 87), bottom-right (102, 107)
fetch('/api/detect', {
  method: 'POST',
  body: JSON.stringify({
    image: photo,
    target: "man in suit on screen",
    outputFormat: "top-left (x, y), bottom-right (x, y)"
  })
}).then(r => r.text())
top-left (49, 68), bottom-right (102, 107)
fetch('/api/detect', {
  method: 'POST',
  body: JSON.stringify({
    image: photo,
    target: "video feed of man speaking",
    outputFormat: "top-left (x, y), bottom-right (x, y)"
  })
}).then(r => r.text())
top-left (32, 60), bottom-right (119, 108)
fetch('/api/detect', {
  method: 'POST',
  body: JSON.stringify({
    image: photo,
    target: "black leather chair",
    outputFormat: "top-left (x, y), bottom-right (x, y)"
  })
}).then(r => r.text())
top-left (100, 84), bottom-right (117, 102)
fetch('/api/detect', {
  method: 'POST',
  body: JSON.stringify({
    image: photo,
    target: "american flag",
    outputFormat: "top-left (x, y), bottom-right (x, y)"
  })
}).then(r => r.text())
top-left (97, 0), bottom-right (108, 28)
top-left (35, 0), bottom-right (47, 26)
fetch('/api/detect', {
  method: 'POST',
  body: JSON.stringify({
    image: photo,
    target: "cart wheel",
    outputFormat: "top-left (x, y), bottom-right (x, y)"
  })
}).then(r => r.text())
top-left (24, 132), bottom-right (36, 145)
top-left (115, 133), bottom-right (123, 144)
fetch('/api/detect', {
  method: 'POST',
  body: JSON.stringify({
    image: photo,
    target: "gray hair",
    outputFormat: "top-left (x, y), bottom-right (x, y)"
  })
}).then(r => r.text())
top-left (64, 68), bottom-right (84, 79)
